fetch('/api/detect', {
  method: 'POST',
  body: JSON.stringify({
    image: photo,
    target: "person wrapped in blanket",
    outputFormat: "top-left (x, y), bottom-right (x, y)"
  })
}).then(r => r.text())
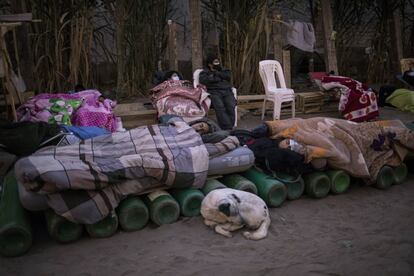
top-left (235, 117), bottom-right (414, 183)
top-left (151, 70), bottom-right (211, 122)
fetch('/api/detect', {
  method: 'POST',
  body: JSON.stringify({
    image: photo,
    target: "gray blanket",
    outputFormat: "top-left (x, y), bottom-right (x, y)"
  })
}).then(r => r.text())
top-left (15, 118), bottom-right (239, 224)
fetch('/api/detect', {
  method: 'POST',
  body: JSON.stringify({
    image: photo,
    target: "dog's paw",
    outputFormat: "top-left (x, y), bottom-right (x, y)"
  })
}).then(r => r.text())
top-left (243, 230), bottom-right (267, 240)
top-left (204, 219), bottom-right (217, 228)
top-left (243, 231), bottom-right (253, 240)
top-left (215, 225), bottom-right (233, 238)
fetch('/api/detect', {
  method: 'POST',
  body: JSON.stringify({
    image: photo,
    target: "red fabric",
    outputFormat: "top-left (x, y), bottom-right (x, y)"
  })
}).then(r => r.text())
top-left (309, 72), bottom-right (329, 81)
top-left (321, 76), bottom-right (379, 122)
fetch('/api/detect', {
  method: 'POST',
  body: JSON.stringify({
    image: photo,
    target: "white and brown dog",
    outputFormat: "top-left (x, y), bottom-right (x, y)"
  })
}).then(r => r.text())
top-left (201, 188), bottom-right (270, 240)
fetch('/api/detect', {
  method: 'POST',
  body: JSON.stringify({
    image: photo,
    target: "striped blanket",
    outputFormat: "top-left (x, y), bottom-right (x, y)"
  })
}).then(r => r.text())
top-left (15, 118), bottom-right (238, 224)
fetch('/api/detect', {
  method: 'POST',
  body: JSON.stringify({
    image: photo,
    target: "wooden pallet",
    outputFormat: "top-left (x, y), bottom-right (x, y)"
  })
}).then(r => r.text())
top-left (296, 91), bottom-right (325, 113)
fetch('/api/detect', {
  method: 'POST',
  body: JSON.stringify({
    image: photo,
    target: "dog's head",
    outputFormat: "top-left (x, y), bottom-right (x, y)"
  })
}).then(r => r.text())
top-left (217, 193), bottom-right (242, 217)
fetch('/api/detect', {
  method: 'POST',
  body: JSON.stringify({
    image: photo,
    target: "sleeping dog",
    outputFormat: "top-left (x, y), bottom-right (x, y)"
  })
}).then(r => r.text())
top-left (201, 188), bottom-right (270, 240)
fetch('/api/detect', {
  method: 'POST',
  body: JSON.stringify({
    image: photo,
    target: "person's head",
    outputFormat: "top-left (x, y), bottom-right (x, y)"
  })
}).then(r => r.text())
top-left (170, 72), bottom-right (180, 81)
top-left (164, 70), bottom-right (182, 81)
top-left (206, 54), bottom-right (221, 71)
top-left (403, 70), bottom-right (414, 86)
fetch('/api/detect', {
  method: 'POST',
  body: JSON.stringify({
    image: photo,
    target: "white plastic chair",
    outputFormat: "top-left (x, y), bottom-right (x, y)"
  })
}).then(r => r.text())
top-left (193, 69), bottom-right (238, 127)
top-left (259, 60), bottom-right (295, 120)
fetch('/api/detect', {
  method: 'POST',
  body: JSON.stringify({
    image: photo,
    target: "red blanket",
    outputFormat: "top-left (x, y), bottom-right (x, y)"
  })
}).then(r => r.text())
top-left (321, 76), bottom-right (379, 122)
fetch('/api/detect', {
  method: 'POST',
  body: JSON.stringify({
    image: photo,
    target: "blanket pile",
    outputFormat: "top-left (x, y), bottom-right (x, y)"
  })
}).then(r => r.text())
top-left (17, 90), bottom-right (117, 132)
top-left (321, 76), bottom-right (379, 122)
top-left (266, 117), bottom-right (414, 181)
top-left (15, 118), bottom-right (239, 223)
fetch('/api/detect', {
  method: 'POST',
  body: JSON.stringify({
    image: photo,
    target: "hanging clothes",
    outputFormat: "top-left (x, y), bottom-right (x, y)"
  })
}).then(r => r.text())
top-left (286, 20), bottom-right (316, 53)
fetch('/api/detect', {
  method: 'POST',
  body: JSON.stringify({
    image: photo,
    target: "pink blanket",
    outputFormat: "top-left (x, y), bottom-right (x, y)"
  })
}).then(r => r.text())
top-left (151, 80), bottom-right (211, 122)
top-left (17, 90), bottom-right (118, 132)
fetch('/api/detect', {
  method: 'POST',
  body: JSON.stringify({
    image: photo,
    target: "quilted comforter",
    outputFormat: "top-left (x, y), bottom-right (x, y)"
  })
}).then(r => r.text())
top-left (15, 118), bottom-right (239, 223)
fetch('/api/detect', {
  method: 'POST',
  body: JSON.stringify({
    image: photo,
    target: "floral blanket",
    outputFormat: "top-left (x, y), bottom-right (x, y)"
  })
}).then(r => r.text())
top-left (151, 80), bottom-right (211, 122)
top-left (321, 76), bottom-right (379, 122)
top-left (266, 117), bottom-right (413, 181)
top-left (17, 90), bottom-right (117, 131)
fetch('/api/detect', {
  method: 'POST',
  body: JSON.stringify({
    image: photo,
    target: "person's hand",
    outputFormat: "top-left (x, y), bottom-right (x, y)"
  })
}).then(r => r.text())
top-left (213, 64), bottom-right (222, 71)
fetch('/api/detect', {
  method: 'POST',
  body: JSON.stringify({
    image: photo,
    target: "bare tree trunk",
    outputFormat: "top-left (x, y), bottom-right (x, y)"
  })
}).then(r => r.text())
top-left (115, 0), bottom-right (126, 99)
top-left (189, 0), bottom-right (203, 71)
top-left (392, 8), bottom-right (404, 73)
top-left (167, 20), bottom-right (178, 71)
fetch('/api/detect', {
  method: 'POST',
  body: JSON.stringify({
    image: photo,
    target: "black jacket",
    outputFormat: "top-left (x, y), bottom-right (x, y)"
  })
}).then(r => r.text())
top-left (199, 68), bottom-right (232, 91)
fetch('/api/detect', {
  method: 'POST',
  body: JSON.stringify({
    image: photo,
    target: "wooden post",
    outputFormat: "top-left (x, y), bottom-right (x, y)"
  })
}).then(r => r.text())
top-left (167, 20), bottom-right (178, 71)
top-left (11, 0), bottom-right (35, 90)
top-left (282, 50), bottom-right (291, 88)
top-left (189, 0), bottom-right (203, 71)
top-left (320, 0), bottom-right (338, 74)
top-left (272, 14), bottom-right (283, 63)
top-left (392, 9), bottom-right (403, 73)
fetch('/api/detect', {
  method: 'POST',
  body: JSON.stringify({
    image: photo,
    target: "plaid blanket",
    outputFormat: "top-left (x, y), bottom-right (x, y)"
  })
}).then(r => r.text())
top-left (266, 118), bottom-right (414, 181)
top-left (15, 118), bottom-right (239, 224)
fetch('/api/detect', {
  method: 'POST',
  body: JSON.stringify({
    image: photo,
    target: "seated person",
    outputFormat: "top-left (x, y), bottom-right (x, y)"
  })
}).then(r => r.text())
top-left (199, 55), bottom-right (236, 130)
top-left (153, 70), bottom-right (183, 85)
top-left (150, 70), bottom-right (211, 122)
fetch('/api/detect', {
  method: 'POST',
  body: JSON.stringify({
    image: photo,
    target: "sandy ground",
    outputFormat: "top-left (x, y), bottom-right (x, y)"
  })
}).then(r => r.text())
top-left (1, 107), bottom-right (414, 275)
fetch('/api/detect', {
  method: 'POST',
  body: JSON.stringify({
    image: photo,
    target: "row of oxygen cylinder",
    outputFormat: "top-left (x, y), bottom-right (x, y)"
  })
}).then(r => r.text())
top-left (0, 162), bottom-right (409, 257)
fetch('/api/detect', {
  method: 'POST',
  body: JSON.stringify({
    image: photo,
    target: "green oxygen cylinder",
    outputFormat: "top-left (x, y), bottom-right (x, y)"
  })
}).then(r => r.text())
top-left (45, 209), bottom-right (83, 243)
top-left (85, 211), bottom-right (119, 238)
top-left (144, 190), bottom-right (180, 225)
top-left (201, 179), bottom-right (227, 195)
top-left (326, 170), bottom-right (350, 194)
top-left (393, 163), bottom-right (408, 185)
top-left (170, 188), bottom-right (205, 217)
top-left (241, 168), bottom-right (287, 207)
top-left (0, 171), bottom-right (33, 257)
top-left (220, 174), bottom-right (258, 194)
top-left (271, 172), bottom-right (305, 200)
top-left (375, 166), bottom-right (395, 189)
top-left (303, 172), bottom-right (331, 198)
top-left (117, 196), bottom-right (149, 231)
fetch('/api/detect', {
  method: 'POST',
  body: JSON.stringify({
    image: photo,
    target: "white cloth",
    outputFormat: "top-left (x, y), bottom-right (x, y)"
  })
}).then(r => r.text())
top-left (286, 21), bottom-right (316, 53)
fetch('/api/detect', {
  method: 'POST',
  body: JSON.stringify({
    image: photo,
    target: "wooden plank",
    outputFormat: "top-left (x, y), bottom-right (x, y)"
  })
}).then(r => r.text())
top-left (320, 0), bottom-right (338, 74)
top-left (189, 0), bottom-right (203, 71)
top-left (282, 50), bottom-right (291, 88)
top-left (0, 13), bottom-right (32, 22)
top-left (238, 95), bottom-right (265, 101)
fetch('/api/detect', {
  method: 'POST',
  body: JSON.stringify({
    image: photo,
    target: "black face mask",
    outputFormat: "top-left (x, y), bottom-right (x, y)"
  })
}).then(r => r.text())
top-left (213, 64), bottom-right (222, 70)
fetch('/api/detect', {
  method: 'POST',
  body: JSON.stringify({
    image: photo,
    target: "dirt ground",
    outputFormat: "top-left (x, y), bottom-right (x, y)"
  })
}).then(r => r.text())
top-left (1, 107), bottom-right (414, 276)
